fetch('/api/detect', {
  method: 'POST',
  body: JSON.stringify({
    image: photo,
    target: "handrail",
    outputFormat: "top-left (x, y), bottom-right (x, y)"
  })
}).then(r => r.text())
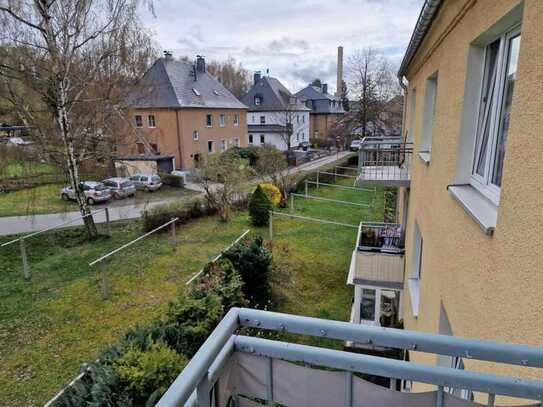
top-left (1, 208), bottom-right (107, 247)
top-left (157, 308), bottom-right (543, 406)
top-left (88, 217), bottom-right (178, 266)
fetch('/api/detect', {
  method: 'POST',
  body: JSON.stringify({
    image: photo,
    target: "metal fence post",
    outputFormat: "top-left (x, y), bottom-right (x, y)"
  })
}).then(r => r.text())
top-left (269, 211), bottom-right (273, 242)
top-left (20, 238), bottom-right (30, 280)
top-left (171, 218), bottom-right (177, 252)
top-left (100, 261), bottom-right (109, 299)
top-left (105, 207), bottom-right (111, 236)
top-left (305, 179), bottom-right (308, 197)
top-left (436, 385), bottom-right (444, 407)
top-left (316, 171), bottom-right (320, 189)
top-left (345, 371), bottom-right (352, 407)
top-left (290, 193), bottom-right (294, 211)
top-left (196, 374), bottom-right (210, 406)
top-left (267, 357), bottom-right (274, 406)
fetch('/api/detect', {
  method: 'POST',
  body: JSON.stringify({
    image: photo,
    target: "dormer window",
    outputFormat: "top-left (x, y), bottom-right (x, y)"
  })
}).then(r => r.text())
top-left (192, 88), bottom-right (201, 96)
top-left (213, 90), bottom-right (221, 96)
top-left (254, 95), bottom-right (262, 106)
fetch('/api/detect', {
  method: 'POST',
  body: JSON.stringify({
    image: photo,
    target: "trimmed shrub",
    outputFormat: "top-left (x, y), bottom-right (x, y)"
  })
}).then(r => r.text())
top-left (222, 237), bottom-right (273, 308)
top-left (258, 183), bottom-right (281, 206)
top-left (248, 185), bottom-right (272, 226)
top-left (142, 198), bottom-right (216, 232)
top-left (161, 174), bottom-right (185, 188)
top-left (113, 342), bottom-right (187, 404)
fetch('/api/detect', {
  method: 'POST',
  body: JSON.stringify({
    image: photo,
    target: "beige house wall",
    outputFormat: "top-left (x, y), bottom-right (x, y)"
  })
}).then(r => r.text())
top-left (118, 108), bottom-right (247, 169)
top-left (400, 0), bottom-right (543, 397)
top-left (310, 113), bottom-right (342, 141)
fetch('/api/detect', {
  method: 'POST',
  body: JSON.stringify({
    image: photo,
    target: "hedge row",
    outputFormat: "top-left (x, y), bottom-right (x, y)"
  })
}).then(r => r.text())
top-left (53, 237), bottom-right (272, 406)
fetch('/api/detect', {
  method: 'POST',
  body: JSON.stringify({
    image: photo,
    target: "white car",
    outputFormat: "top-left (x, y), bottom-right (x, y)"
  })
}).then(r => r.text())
top-left (60, 181), bottom-right (112, 205)
top-left (129, 174), bottom-right (162, 192)
top-left (350, 139), bottom-right (363, 151)
top-left (102, 177), bottom-right (136, 199)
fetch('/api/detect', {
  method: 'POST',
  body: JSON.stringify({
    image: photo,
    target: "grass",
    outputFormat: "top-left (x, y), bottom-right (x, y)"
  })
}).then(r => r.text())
top-left (0, 184), bottom-right (198, 217)
top-left (0, 160), bottom-right (58, 178)
top-left (0, 175), bottom-right (386, 405)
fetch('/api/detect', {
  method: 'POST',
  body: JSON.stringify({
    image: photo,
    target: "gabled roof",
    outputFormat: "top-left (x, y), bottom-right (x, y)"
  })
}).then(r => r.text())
top-left (128, 58), bottom-right (247, 110)
top-left (241, 76), bottom-right (309, 112)
top-left (295, 85), bottom-right (345, 114)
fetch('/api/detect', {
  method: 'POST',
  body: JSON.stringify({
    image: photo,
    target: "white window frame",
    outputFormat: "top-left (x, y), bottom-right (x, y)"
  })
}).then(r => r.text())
top-left (260, 134), bottom-right (265, 144)
top-left (193, 130), bottom-right (199, 141)
top-left (420, 73), bottom-right (438, 161)
top-left (219, 114), bottom-right (226, 127)
top-left (470, 26), bottom-right (521, 205)
top-left (148, 115), bottom-right (156, 128)
top-left (254, 96), bottom-right (261, 106)
top-left (260, 115), bottom-right (266, 124)
top-left (248, 134), bottom-right (253, 144)
top-left (234, 114), bottom-right (239, 127)
top-left (408, 222), bottom-right (423, 318)
top-left (358, 286), bottom-right (402, 327)
top-left (206, 114), bottom-right (213, 128)
top-left (207, 140), bottom-right (215, 153)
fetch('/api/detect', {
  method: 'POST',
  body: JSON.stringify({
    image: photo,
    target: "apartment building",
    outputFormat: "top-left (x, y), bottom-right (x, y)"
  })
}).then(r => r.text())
top-left (241, 73), bottom-right (310, 151)
top-left (295, 82), bottom-right (345, 142)
top-left (116, 53), bottom-right (248, 173)
top-left (353, 0), bottom-right (543, 402)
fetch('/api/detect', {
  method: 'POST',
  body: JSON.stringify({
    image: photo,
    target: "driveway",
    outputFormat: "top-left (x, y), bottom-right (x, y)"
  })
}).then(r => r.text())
top-left (0, 151), bottom-right (354, 237)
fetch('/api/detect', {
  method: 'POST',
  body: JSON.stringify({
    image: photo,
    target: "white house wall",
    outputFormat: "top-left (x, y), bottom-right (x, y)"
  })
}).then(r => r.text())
top-left (248, 110), bottom-right (310, 151)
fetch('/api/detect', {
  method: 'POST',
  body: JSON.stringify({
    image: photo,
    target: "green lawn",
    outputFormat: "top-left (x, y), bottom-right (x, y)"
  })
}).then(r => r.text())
top-left (0, 184), bottom-right (198, 217)
top-left (0, 160), bottom-right (58, 178)
top-left (0, 176), bottom-right (386, 405)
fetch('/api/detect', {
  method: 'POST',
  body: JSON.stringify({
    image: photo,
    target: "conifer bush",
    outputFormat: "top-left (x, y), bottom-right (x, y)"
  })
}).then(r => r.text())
top-left (249, 185), bottom-right (272, 226)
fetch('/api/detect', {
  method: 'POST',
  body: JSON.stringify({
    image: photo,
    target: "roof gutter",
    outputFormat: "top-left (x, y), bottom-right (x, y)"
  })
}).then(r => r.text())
top-left (397, 0), bottom-right (443, 79)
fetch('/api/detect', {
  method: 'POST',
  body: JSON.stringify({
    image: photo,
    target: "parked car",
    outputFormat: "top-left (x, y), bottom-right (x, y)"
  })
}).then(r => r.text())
top-left (350, 139), bottom-right (363, 151)
top-left (129, 174), bottom-right (162, 192)
top-left (60, 181), bottom-right (112, 205)
top-left (102, 177), bottom-right (136, 199)
top-left (297, 141), bottom-right (310, 151)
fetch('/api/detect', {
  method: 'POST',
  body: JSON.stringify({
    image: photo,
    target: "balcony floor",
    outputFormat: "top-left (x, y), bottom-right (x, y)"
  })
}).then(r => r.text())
top-left (355, 166), bottom-right (411, 187)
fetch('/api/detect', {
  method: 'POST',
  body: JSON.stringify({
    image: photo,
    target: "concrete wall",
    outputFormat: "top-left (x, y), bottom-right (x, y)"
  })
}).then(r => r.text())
top-left (400, 0), bottom-right (543, 398)
top-left (118, 108), bottom-right (248, 169)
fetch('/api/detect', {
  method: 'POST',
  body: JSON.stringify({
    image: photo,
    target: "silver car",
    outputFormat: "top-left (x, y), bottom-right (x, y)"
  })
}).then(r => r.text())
top-left (60, 181), bottom-right (112, 205)
top-left (129, 174), bottom-right (162, 192)
top-left (103, 177), bottom-right (136, 199)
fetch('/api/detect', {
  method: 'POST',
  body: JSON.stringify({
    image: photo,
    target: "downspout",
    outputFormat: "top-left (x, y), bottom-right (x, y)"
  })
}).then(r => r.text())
top-left (398, 75), bottom-right (409, 144)
top-left (175, 109), bottom-right (183, 170)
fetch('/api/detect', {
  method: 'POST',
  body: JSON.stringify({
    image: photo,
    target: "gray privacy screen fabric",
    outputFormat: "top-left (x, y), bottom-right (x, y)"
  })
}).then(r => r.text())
top-left (215, 352), bottom-right (540, 407)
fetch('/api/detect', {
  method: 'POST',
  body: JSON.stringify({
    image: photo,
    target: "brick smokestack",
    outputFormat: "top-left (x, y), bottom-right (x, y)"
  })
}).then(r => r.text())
top-left (336, 46), bottom-right (343, 98)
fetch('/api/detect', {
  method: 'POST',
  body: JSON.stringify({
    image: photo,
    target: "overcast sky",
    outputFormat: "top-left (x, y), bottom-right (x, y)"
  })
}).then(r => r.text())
top-left (140, 0), bottom-right (424, 93)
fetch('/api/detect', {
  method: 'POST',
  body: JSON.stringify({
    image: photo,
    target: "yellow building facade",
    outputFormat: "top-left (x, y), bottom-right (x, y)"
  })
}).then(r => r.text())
top-left (397, 0), bottom-right (543, 401)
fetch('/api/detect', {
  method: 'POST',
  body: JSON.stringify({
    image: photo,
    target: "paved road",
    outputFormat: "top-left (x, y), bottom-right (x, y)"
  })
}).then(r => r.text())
top-left (0, 151), bottom-right (353, 237)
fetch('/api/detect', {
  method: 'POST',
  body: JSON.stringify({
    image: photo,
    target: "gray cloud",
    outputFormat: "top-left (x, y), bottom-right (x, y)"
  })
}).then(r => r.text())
top-left (139, 0), bottom-right (425, 92)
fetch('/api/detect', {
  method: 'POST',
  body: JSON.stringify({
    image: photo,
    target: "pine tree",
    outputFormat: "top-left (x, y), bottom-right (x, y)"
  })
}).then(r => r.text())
top-left (249, 185), bottom-right (272, 226)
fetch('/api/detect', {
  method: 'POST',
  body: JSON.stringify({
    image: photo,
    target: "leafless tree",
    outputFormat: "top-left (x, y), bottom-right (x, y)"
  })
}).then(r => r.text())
top-left (270, 99), bottom-right (306, 160)
top-left (0, 0), bottom-right (155, 238)
top-left (347, 48), bottom-right (401, 138)
top-left (207, 57), bottom-right (251, 99)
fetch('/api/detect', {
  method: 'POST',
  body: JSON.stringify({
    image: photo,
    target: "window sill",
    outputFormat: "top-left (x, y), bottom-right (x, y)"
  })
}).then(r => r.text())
top-left (447, 184), bottom-right (497, 235)
top-left (418, 151), bottom-right (431, 165)
top-left (407, 278), bottom-right (420, 318)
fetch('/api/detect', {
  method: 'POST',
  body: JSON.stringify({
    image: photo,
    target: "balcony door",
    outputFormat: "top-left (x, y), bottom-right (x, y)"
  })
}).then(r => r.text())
top-left (359, 287), bottom-right (401, 327)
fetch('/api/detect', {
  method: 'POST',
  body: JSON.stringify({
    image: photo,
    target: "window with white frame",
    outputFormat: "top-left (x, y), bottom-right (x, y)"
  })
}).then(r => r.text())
top-left (471, 28), bottom-right (521, 204)
top-left (260, 134), bottom-right (265, 144)
top-left (219, 114), bottom-right (226, 127)
top-left (408, 222), bottom-right (423, 317)
top-left (234, 114), bottom-right (239, 127)
top-left (193, 130), bottom-right (199, 141)
top-left (134, 115), bottom-right (143, 128)
top-left (206, 114), bottom-right (213, 127)
top-left (248, 134), bottom-right (253, 144)
top-left (420, 73), bottom-right (438, 160)
top-left (207, 140), bottom-right (214, 153)
top-left (260, 115), bottom-right (266, 124)
top-left (148, 115), bottom-right (156, 128)
top-left (254, 95), bottom-right (261, 105)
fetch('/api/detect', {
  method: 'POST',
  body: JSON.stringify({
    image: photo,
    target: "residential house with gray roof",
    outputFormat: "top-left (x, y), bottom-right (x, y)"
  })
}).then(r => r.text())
top-left (241, 73), bottom-right (310, 151)
top-left (295, 83), bottom-right (345, 143)
top-left (116, 53), bottom-right (248, 173)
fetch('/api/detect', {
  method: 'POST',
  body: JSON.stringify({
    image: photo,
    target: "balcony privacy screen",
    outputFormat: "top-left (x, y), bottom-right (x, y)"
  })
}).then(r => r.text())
top-left (214, 353), bottom-right (539, 407)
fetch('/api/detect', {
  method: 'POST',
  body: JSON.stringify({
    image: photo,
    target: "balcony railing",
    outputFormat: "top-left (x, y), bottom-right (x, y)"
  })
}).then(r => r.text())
top-left (356, 137), bottom-right (413, 187)
top-left (157, 308), bottom-right (543, 407)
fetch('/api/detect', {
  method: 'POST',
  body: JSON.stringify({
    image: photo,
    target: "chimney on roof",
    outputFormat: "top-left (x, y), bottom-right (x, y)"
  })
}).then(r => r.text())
top-left (196, 55), bottom-right (206, 73)
top-left (254, 71), bottom-right (261, 84)
top-left (336, 46), bottom-right (343, 97)
top-left (163, 50), bottom-right (173, 61)
top-left (322, 83), bottom-right (328, 94)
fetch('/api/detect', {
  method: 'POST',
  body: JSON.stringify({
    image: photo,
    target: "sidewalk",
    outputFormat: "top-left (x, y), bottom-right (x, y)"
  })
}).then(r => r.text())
top-left (0, 151), bottom-right (354, 237)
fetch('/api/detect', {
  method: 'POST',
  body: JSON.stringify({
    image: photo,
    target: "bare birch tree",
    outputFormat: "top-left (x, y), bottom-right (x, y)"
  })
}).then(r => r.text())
top-left (347, 48), bottom-right (400, 138)
top-left (0, 0), bottom-right (155, 238)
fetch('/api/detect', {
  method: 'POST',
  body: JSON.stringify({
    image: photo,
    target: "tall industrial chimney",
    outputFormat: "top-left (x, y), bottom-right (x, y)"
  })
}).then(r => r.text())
top-left (336, 46), bottom-right (344, 97)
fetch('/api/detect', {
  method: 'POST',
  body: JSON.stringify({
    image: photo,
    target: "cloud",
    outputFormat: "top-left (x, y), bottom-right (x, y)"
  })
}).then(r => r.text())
top-left (139, 0), bottom-right (425, 91)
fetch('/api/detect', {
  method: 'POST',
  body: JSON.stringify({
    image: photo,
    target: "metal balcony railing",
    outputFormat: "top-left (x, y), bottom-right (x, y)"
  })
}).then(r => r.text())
top-left (157, 308), bottom-right (543, 407)
top-left (358, 222), bottom-right (405, 254)
top-left (356, 137), bottom-right (413, 187)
